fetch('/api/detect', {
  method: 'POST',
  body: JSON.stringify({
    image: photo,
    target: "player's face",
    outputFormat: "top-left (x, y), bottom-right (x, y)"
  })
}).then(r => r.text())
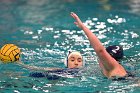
top-left (68, 52), bottom-right (83, 68)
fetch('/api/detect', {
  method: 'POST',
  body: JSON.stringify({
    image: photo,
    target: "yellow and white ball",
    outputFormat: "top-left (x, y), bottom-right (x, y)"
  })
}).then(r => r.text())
top-left (0, 44), bottom-right (20, 63)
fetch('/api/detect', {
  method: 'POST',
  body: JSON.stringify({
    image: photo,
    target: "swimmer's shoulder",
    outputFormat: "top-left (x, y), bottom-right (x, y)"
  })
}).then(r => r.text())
top-left (29, 68), bottom-right (80, 78)
top-left (111, 71), bottom-right (135, 81)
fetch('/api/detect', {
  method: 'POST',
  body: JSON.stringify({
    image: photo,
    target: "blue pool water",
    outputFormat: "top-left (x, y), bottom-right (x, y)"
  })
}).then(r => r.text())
top-left (0, 0), bottom-right (140, 93)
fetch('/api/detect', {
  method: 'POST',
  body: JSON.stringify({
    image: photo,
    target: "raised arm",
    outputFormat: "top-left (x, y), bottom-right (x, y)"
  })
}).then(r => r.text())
top-left (70, 12), bottom-right (126, 74)
top-left (71, 12), bottom-right (105, 55)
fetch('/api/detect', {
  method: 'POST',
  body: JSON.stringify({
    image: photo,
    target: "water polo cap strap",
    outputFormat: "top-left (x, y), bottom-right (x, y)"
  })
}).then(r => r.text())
top-left (82, 56), bottom-right (85, 67)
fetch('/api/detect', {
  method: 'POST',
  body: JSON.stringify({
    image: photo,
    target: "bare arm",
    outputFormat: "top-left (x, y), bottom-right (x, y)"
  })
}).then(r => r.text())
top-left (17, 61), bottom-right (61, 71)
top-left (70, 12), bottom-right (120, 71)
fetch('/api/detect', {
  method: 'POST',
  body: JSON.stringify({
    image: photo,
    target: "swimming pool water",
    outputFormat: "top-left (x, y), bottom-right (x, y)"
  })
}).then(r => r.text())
top-left (0, 0), bottom-right (140, 93)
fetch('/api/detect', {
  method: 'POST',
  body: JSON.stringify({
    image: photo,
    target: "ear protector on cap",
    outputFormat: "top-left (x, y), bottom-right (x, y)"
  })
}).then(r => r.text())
top-left (64, 51), bottom-right (85, 68)
top-left (106, 45), bottom-right (123, 61)
top-left (64, 51), bottom-right (71, 67)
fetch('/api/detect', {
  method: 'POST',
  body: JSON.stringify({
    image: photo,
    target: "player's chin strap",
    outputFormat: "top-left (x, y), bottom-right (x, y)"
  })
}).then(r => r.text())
top-left (16, 61), bottom-right (61, 71)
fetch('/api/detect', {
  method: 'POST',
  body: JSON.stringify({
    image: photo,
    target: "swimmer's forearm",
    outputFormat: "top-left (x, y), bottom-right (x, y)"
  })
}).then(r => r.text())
top-left (17, 61), bottom-right (61, 71)
top-left (81, 24), bottom-right (105, 53)
top-left (80, 22), bottom-right (117, 69)
top-left (71, 12), bottom-right (105, 54)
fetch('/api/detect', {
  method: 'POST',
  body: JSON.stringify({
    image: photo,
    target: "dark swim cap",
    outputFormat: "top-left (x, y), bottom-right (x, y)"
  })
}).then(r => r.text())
top-left (106, 45), bottom-right (123, 61)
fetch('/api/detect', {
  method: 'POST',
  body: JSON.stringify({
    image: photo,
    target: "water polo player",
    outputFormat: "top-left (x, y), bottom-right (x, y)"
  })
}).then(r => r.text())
top-left (17, 51), bottom-right (84, 70)
top-left (71, 12), bottom-right (128, 79)
top-left (0, 46), bottom-right (84, 79)
top-left (17, 51), bottom-right (85, 79)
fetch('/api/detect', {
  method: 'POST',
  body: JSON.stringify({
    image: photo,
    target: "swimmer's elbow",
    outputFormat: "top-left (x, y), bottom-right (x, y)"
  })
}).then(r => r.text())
top-left (95, 48), bottom-right (105, 55)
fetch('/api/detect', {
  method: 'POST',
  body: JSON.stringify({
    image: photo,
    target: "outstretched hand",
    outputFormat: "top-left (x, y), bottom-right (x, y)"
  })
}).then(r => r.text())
top-left (70, 12), bottom-right (84, 29)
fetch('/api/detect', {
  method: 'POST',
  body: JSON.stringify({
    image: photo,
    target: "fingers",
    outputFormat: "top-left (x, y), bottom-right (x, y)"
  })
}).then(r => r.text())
top-left (70, 12), bottom-right (82, 28)
top-left (74, 22), bottom-right (78, 25)
top-left (70, 12), bottom-right (78, 20)
top-left (70, 12), bottom-right (75, 19)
